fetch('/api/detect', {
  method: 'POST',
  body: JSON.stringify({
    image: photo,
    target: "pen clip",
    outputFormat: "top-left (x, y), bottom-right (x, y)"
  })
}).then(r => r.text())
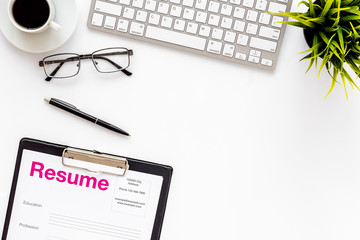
top-left (52, 98), bottom-right (78, 110)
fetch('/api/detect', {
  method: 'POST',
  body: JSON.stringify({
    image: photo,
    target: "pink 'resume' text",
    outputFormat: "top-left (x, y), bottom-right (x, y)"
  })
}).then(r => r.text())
top-left (30, 161), bottom-right (109, 191)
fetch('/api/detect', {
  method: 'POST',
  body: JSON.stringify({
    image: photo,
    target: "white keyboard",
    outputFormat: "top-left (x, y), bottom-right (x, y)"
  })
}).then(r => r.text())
top-left (87, 0), bottom-right (292, 70)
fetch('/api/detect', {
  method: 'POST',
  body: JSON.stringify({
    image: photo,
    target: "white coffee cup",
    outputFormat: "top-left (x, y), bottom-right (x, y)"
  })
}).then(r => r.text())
top-left (8, 0), bottom-right (62, 34)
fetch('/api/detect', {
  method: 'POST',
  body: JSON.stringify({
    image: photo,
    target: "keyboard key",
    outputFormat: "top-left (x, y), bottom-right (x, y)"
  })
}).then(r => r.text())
top-left (242, 0), bottom-right (254, 8)
top-left (158, 3), bottom-right (170, 14)
top-left (145, 26), bottom-right (206, 50)
top-left (182, 0), bottom-right (194, 7)
top-left (261, 58), bottom-right (273, 66)
top-left (130, 22), bottom-right (145, 35)
top-left (233, 7), bottom-right (245, 19)
top-left (91, 13), bottom-right (104, 26)
top-left (170, 0), bottom-right (181, 3)
top-left (174, 19), bottom-right (186, 31)
top-left (224, 31), bottom-right (236, 42)
top-left (249, 37), bottom-right (277, 52)
top-left (195, 0), bottom-right (208, 10)
top-left (123, 7), bottom-right (135, 19)
top-left (220, 4), bottom-right (233, 16)
top-left (249, 49), bottom-right (261, 57)
top-left (144, 0), bottom-right (157, 11)
top-left (246, 10), bottom-right (258, 22)
top-left (95, 1), bottom-right (122, 16)
top-left (104, 16), bottom-right (116, 29)
top-left (259, 12), bottom-right (270, 24)
top-left (136, 10), bottom-right (148, 22)
top-left (221, 17), bottom-right (233, 29)
top-left (268, 2), bottom-right (286, 13)
top-left (237, 34), bottom-right (249, 45)
top-left (196, 12), bottom-right (208, 23)
top-left (211, 28), bottom-right (223, 40)
top-left (246, 23), bottom-right (258, 35)
top-left (170, 5), bottom-right (183, 17)
top-left (233, 20), bottom-right (245, 32)
top-left (255, 0), bottom-right (267, 11)
top-left (199, 25), bottom-right (211, 37)
top-left (186, 22), bottom-right (199, 34)
top-left (183, 8), bottom-right (195, 20)
top-left (208, 14), bottom-right (220, 26)
top-left (208, 1), bottom-right (220, 13)
top-left (259, 26), bottom-right (280, 40)
top-left (117, 19), bottom-right (129, 32)
top-left (161, 16), bottom-right (173, 28)
top-left (223, 44), bottom-right (235, 57)
top-left (120, 0), bottom-right (130, 5)
top-left (207, 40), bottom-right (222, 54)
top-left (132, 0), bottom-right (144, 8)
top-left (248, 55), bottom-right (260, 63)
top-left (235, 52), bottom-right (246, 60)
top-left (229, 0), bottom-right (241, 5)
top-left (149, 13), bottom-right (160, 25)
top-left (271, 16), bottom-right (283, 28)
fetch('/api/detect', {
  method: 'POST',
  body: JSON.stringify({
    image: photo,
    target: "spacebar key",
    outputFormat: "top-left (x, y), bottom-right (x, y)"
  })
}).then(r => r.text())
top-left (145, 26), bottom-right (206, 51)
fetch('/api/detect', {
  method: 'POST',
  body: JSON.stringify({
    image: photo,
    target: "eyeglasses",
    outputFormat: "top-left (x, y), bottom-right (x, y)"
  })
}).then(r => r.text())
top-left (39, 47), bottom-right (133, 81)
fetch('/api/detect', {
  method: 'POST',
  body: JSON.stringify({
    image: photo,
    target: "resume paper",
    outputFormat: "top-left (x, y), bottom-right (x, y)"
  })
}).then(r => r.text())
top-left (6, 150), bottom-right (163, 240)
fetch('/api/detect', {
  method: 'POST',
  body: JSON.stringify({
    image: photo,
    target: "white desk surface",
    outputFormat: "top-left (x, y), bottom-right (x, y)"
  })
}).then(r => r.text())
top-left (1, 1), bottom-right (360, 239)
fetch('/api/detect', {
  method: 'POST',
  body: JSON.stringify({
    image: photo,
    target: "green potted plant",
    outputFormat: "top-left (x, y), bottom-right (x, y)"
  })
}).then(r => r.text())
top-left (273, 0), bottom-right (360, 99)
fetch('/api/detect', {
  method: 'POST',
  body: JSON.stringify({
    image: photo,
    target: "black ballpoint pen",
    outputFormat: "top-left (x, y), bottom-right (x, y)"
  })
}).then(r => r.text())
top-left (44, 98), bottom-right (130, 136)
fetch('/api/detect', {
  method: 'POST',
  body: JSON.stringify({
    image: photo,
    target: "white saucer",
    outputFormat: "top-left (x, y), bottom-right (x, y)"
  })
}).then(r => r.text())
top-left (0, 0), bottom-right (78, 53)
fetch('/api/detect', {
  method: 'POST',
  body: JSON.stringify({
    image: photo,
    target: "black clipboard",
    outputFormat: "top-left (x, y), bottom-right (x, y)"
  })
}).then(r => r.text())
top-left (2, 138), bottom-right (173, 240)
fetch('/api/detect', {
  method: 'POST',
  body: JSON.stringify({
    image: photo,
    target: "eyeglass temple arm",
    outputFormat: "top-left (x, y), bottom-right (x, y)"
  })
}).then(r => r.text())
top-left (45, 62), bottom-right (66, 81)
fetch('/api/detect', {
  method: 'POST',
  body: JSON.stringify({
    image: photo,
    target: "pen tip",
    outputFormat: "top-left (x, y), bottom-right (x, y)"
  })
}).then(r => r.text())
top-left (44, 98), bottom-right (50, 103)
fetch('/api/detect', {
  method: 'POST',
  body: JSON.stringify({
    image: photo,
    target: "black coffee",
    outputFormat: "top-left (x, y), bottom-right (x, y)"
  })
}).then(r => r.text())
top-left (12, 0), bottom-right (50, 29)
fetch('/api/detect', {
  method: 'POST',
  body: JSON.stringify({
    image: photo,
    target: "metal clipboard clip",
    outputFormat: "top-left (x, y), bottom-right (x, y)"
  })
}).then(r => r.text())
top-left (62, 148), bottom-right (129, 176)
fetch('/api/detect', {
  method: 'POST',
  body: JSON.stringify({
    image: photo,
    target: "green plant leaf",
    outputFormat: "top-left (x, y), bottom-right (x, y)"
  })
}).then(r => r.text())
top-left (340, 72), bottom-right (349, 101)
top-left (325, 79), bottom-right (337, 98)
top-left (332, 0), bottom-right (341, 27)
top-left (344, 70), bottom-right (360, 91)
top-left (328, 7), bottom-right (351, 15)
top-left (337, 27), bottom-right (346, 54)
top-left (307, 17), bottom-right (327, 24)
top-left (324, 67), bottom-right (338, 99)
top-left (341, 16), bottom-right (360, 22)
top-left (320, 0), bottom-right (334, 17)
top-left (308, 0), bottom-right (316, 17)
top-left (278, 21), bottom-right (309, 28)
top-left (288, 16), bottom-right (317, 28)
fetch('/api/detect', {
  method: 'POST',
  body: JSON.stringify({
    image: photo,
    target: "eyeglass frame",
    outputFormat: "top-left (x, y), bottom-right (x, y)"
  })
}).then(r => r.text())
top-left (39, 47), bottom-right (133, 81)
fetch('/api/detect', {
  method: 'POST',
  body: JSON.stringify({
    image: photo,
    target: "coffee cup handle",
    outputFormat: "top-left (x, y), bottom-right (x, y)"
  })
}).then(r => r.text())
top-left (49, 21), bottom-right (62, 32)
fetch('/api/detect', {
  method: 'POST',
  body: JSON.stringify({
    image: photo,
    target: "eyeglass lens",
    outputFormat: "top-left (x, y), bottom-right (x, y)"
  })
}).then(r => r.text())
top-left (92, 48), bottom-right (130, 73)
top-left (43, 54), bottom-right (80, 78)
